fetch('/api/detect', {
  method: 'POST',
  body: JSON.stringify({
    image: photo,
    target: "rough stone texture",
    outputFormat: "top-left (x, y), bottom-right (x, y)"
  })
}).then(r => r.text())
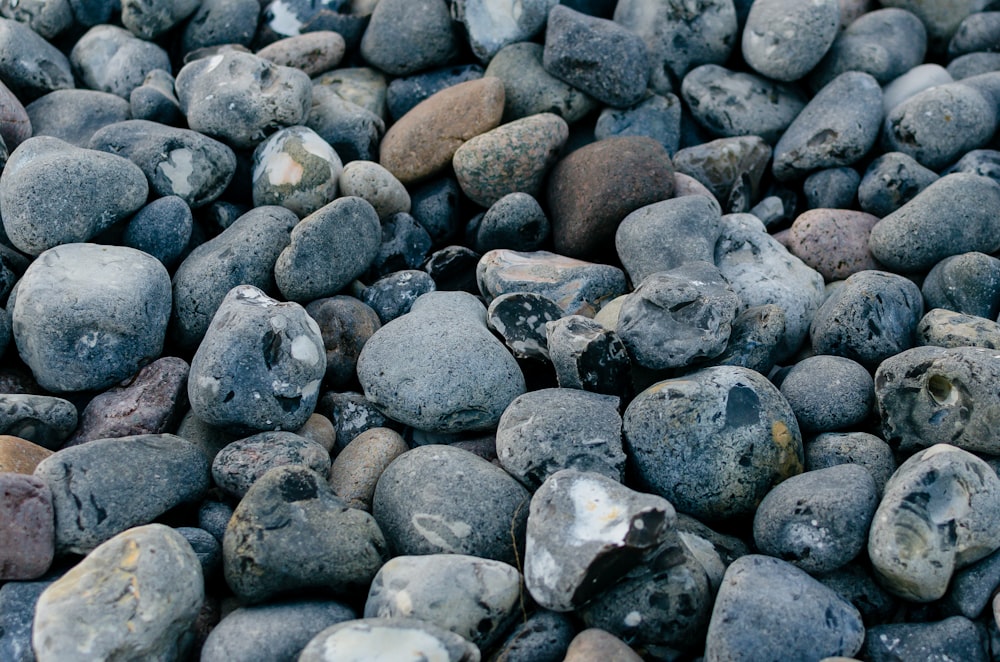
top-left (922, 251), bottom-right (1000, 320)
top-left (545, 315), bottom-right (631, 398)
top-left (0, 18), bottom-right (74, 101)
top-left (0, 394), bottom-right (76, 449)
top-left (359, 0), bottom-right (459, 76)
top-left (805, 431), bottom-right (897, 496)
top-left (778, 355), bottom-right (875, 433)
top-left (305, 296), bottom-right (382, 390)
top-left (212, 431), bottom-right (331, 498)
top-left (486, 292), bottom-right (562, 360)
top-left (452, 0), bottom-right (556, 63)
top-left (70, 24), bottom-right (171, 99)
top-left (328, 427), bottom-right (407, 511)
top-left (298, 617), bottom-right (481, 662)
top-left (863, 616), bottom-right (989, 662)
top-left (0, 578), bottom-right (55, 662)
top-left (787, 209), bottom-right (883, 282)
top-left (491, 610), bottom-right (576, 661)
top-left (564, 629), bottom-right (643, 662)
top-left (0, 473), bottom-right (54, 580)
top-left (484, 41), bottom-right (596, 123)
top-left (742, 0), bottom-right (840, 82)
top-left (917, 308), bottom-right (1000, 349)
top-left (671, 136), bottom-right (771, 213)
top-left (256, 31), bottom-right (346, 76)
top-left (0, 435), bottom-right (53, 474)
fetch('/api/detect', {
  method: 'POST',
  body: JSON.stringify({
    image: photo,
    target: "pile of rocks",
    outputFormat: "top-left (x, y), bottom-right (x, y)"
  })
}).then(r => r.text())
top-left (2, 0), bottom-right (1000, 660)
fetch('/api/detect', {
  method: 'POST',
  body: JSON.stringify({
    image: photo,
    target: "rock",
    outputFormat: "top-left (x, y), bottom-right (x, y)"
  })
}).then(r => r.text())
top-left (525, 469), bottom-right (676, 611)
top-left (496, 388), bottom-right (625, 490)
top-left (484, 41), bottom-right (596, 123)
top-left (372, 444), bottom-right (530, 565)
top-left (546, 315), bottom-right (631, 397)
top-left (948, 51), bottom-right (1000, 79)
top-left (122, 197), bottom-right (193, 268)
top-left (70, 24), bottom-right (171, 99)
top-left (361, 270), bottom-right (437, 324)
top-left (316, 391), bottom-right (395, 453)
top-left (298, 618), bottom-right (481, 662)
top-left (916, 308), bottom-right (1000, 349)
top-left (863, 616), bottom-right (989, 662)
top-left (188, 285), bottom-right (326, 432)
top-left (803, 167), bottom-right (861, 210)
top-left (251, 125), bottom-right (342, 217)
top-left (129, 69), bottom-right (182, 125)
top-left (26, 89), bottom-right (128, 147)
top-left (305, 87), bottom-right (385, 162)
top-left (0, 578), bottom-right (55, 662)
top-left (709, 304), bottom-right (787, 375)
top-left (815, 561), bottom-right (898, 624)
top-left (0, 0), bottom-right (72, 39)
top-left (0, 473), bottom-right (54, 580)
top-left (922, 251), bottom-right (1000, 319)
top-left (473, 192), bottom-right (550, 253)
top-left (365, 554), bottom-right (521, 648)
top-left (805, 431), bottom-right (897, 495)
top-left (0, 395), bottom-right (76, 449)
top-left (879, 0), bottom-right (990, 53)
top-left (328, 427), bottom-right (408, 511)
top-left (425, 246), bottom-right (481, 293)
top-left (385, 64), bottom-right (483, 122)
top-left (257, 31), bottom-right (346, 76)
top-left (623, 365), bottom-right (803, 521)
top-left (941, 547), bottom-right (1000, 619)
top-left (486, 292), bottom-right (562, 360)
top-left (180, 0), bottom-right (259, 54)
top-left (882, 62), bottom-right (954, 113)
top-left (366, 215), bottom-right (433, 282)
top-left (357, 291), bottom-right (525, 433)
top-left (224, 465), bottom-right (387, 603)
top-left (32, 524), bottom-right (203, 661)
top-left (379, 77), bottom-right (504, 184)
top-left (868, 444), bottom-right (1000, 602)
top-left (0, 435), bottom-right (53, 474)
top-left (198, 500), bottom-right (233, 543)
top-left (274, 196), bottom-right (381, 303)
top-left (452, 0), bottom-right (556, 62)
top-left (0, 137), bottom-right (148, 255)
top-left (809, 270), bottom-right (924, 368)
top-left (339, 160), bottom-right (410, 220)
top-left (0, 79), bottom-right (31, 150)
top-left (0, 18), bottom-right (73, 101)
top-left (212, 431), bottom-right (331, 498)
top-left (944, 148), bottom-right (1000, 185)
top-left (672, 136), bottom-right (771, 214)
top-left (305, 296), bottom-right (382, 390)
top-left (741, 0), bottom-right (840, 82)
top-left (704, 555), bottom-right (865, 660)
top-left (778, 355), bottom-right (874, 432)
top-left (787, 209), bottom-right (882, 282)
top-left (200, 599), bottom-right (356, 662)
top-left (359, 0), bottom-right (459, 76)
top-left (491, 610), bottom-right (576, 662)
top-left (12, 244), bottom-right (170, 393)
top-left (313, 66), bottom-right (387, 119)
top-left (594, 93), bottom-right (683, 156)
top-left (564, 629), bottom-right (643, 662)
top-left (949, 11), bottom-right (1000, 57)
top-left (33, 434), bottom-right (209, 554)
top-left (121, 0), bottom-right (201, 39)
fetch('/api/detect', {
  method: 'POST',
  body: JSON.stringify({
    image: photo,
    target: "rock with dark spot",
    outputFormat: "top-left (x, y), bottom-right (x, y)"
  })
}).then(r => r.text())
top-left (0, 18), bottom-right (73, 101)
top-left (491, 609), bottom-right (576, 662)
top-left (546, 315), bottom-right (631, 398)
top-left (0, 394), bottom-right (76, 450)
top-left (361, 270), bottom-right (437, 324)
top-left (366, 213), bottom-right (433, 282)
top-left (122, 197), bottom-right (193, 269)
top-left (305, 296), bottom-right (382, 390)
top-left (708, 303), bottom-right (786, 375)
top-left (917, 308), bottom-right (1000, 349)
top-left (858, 151), bottom-right (939, 217)
top-left (212, 431), bottom-right (331, 498)
top-left (486, 292), bottom-right (562, 360)
top-left (672, 136), bottom-right (771, 214)
top-left (70, 25), bottom-right (171, 99)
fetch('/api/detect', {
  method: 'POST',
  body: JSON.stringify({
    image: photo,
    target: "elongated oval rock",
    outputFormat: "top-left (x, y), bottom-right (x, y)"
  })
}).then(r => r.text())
top-left (742, 0), bottom-right (840, 82)
top-left (32, 524), bottom-right (203, 662)
top-left (212, 431), bottom-right (331, 498)
top-left (251, 125), bottom-right (342, 217)
top-left (33, 434), bottom-right (209, 555)
top-left (0, 473), bottom-right (53, 581)
top-left (868, 444), bottom-right (1000, 602)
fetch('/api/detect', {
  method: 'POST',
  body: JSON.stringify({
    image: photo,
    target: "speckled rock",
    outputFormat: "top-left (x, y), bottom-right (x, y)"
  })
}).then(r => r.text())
top-left (0, 79), bottom-right (31, 150)
top-left (491, 610), bottom-right (576, 662)
top-left (385, 64), bottom-right (484, 122)
top-left (180, 0), bottom-right (260, 54)
top-left (472, 192), bottom-right (550, 253)
top-left (710, 303), bottom-right (787, 375)
top-left (212, 431), bottom-right (331, 498)
top-left (779, 355), bottom-right (875, 432)
top-left (251, 125), bottom-right (342, 217)
top-left (916, 308), bottom-right (1000, 349)
top-left (316, 391), bottom-right (395, 454)
top-left (452, 0), bottom-right (556, 63)
top-left (486, 292), bottom-right (562, 360)
top-left (305, 296), bottom-right (382, 390)
top-left (672, 136), bottom-right (771, 214)
top-left (360, 0), bottom-right (459, 75)
top-left (863, 616), bottom-right (989, 662)
top-left (0, 18), bottom-right (74, 101)
top-left (361, 270), bottom-right (437, 324)
top-left (298, 617), bottom-right (481, 662)
top-left (0, 473), bottom-right (53, 580)
top-left (805, 431), bottom-right (897, 495)
top-left (741, 0), bottom-right (840, 82)
top-left (803, 167), bottom-right (861, 210)
top-left (941, 546), bottom-right (1000, 619)
top-left (623, 366), bottom-right (803, 522)
top-left (121, 0), bottom-right (201, 39)
top-left (0, 435), bottom-right (53, 474)
top-left (922, 251), bottom-right (1000, 320)
top-left (339, 160), bottom-right (410, 220)
top-left (0, 0), bottom-right (72, 39)
top-left (70, 24), bottom-right (171, 99)
top-left (328, 427), bottom-right (407, 511)
top-left (122, 196), bottom-right (193, 269)
top-left (484, 41), bottom-right (596, 123)
top-left (0, 577), bottom-right (55, 662)
top-left (305, 86), bottom-right (385, 163)
top-left (868, 444), bottom-right (1000, 602)
top-left (26, 89), bottom-right (128, 148)
top-left (787, 209), bottom-right (882, 282)
top-left (257, 31), bottom-right (345, 76)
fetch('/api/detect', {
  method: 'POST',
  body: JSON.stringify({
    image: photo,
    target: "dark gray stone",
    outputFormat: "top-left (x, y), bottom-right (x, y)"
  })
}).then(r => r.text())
top-left (361, 270), bottom-right (437, 324)
top-left (180, 0), bottom-right (260, 54)
top-left (805, 431), bottom-right (897, 496)
top-left (368, 213), bottom-right (433, 281)
top-left (425, 246), bottom-right (481, 293)
top-left (129, 69), bottom-right (182, 125)
top-left (484, 42), bottom-right (596, 123)
top-left (949, 51), bottom-right (1000, 79)
top-left (779, 355), bottom-right (874, 432)
top-left (942, 547), bottom-right (1000, 619)
top-left (0, 18), bottom-right (73, 101)
top-left (490, 609), bottom-right (575, 662)
top-left (922, 252), bottom-right (1000, 319)
top-left (70, 25), bottom-right (171, 99)
top-left (814, 562), bottom-right (897, 624)
top-left (949, 10), bottom-right (1000, 58)
top-left (176, 526), bottom-right (221, 579)
top-left (0, 394), bottom-right (76, 449)
top-left (486, 292), bottom-right (562, 360)
top-left (546, 315), bottom-right (631, 397)
top-left (316, 391), bottom-right (394, 453)
top-left (121, 0), bottom-right (200, 39)
top-left (472, 192), bottom-right (549, 254)
top-left (671, 136), bottom-right (771, 214)
top-left (410, 176), bottom-right (461, 245)
top-left (305, 87), bottom-right (385, 163)
top-left (709, 303), bottom-right (786, 375)
top-left (198, 500), bottom-right (233, 543)
top-left (298, 618), bottom-right (481, 662)
top-left (359, 0), bottom-right (458, 76)
top-left (212, 431), bottom-right (331, 498)
top-left (0, 578), bottom-right (55, 662)
top-left (741, 0), bottom-right (840, 82)
top-left (305, 296), bottom-right (382, 389)
top-left (0, 0), bottom-right (72, 39)
top-left (863, 616), bottom-right (989, 662)
top-left (803, 167), bottom-right (860, 210)
top-left (386, 64), bottom-right (483, 122)
top-left (944, 149), bottom-right (1000, 186)
top-left (452, 0), bottom-right (555, 63)
top-left (594, 93), bottom-right (682, 156)
top-left (858, 151), bottom-right (939, 217)
top-left (122, 197), bottom-right (192, 269)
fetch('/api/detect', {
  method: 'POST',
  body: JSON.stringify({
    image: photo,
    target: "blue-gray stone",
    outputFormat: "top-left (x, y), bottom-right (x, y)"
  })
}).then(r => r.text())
top-left (386, 64), bottom-right (483, 122)
top-left (70, 24), bottom-right (171, 99)
top-left (122, 196), bottom-right (193, 269)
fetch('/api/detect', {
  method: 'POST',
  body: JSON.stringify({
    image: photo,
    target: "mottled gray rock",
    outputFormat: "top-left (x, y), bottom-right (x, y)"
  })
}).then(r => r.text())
top-left (367, 214), bottom-right (433, 283)
top-left (709, 303), bottom-right (786, 375)
top-left (198, 500), bottom-right (233, 543)
top-left (704, 555), bottom-right (865, 660)
top-left (358, 291), bottom-right (524, 433)
top-left (810, 270), bottom-right (924, 368)
top-left (949, 51), bottom-right (1000, 79)
top-left (365, 554), bottom-right (521, 648)
top-left (779, 355), bottom-right (874, 432)
top-left (0, 578), bottom-right (54, 662)
top-left (815, 562), bottom-right (898, 624)
top-left (922, 251), bottom-right (1000, 320)
top-left (491, 610), bottom-right (575, 662)
top-left (372, 444), bottom-right (530, 565)
top-left (672, 136), bottom-right (771, 214)
top-left (858, 151), bottom-right (939, 217)
top-left (121, 196), bottom-right (192, 269)
top-left (1, 137), bottom-right (148, 255)
top-left (298, 618), bottom-right (481, 662)
top-left (359, 0), bottom-right (458, 76)
top-left (251, 125), bottom-right (342, 217)
top-left (869, 444), bottom-right (1000, 602)
top-left (200, 600), bottom-right (356, 662)
top-left (941, 547), bottom-right (1000, 619)
top-left (305, 296), bottom-right (382, 390)
top-left (496, 388), bottom-right (624, 490)
top-left (129, 69), bottom-right (181, 125)
top-left (452, 0), bottom-right (556, 62)
top-left (485, 292), bottom-right (561, 360)
top-left (212, 431), bottom-right (331, 498)
top-left (12, 244), bottom-right (170, 392)
top-left (33, 434), bottom-right (209, 554)
top-left (805, 431), bottom-right (897, 495)
top-left (484, 41), bottom-right (596, 123)
top-left (385, 64), bottom-right (483, 122)
top-left (545, 315), bottom-right (631, 397)
top-left (944, 148), bottom-right (1000, 185)
top-left (525, 469), bottom-right (676, 612)
top-left (180, 0), bottom-right (259, 54)
top-left (0, 18), bottom-right (73, 101)
top-left (171, 205), bottom-right (296, 350)
top-left (32, 524), bottom-right (203, 662)
top-left (306, 86), bottom-right (385, 163)
top-left (176, 526), bottom-right (221, 579)
top-left (0, 395), bottom-right (76, 449)
top-left (121, 0), bottom-right (201, 39)
top-left (617, 262), bottom-right (740, 370)
top-left (339, 160), bottom-right (409, 220)
top-left (257, 31), bottom-right (346, 77)
top-left (472, 192), bottom-right (549, 254)
top-left (803, 167), bottom-right (861, 210)
top-left (0, 473), bottom-right (53, 581)
top-left (188, 285), bottom-right (325, 432)
top-left (741, 0), bottom-right (840, 82)
top-left (224, 464), bottom-right (387, 603)
top-left (176, 51), bottom-right (311, 148)
top-left (0, 0), bottom-right (72, 39)
top-left (361, 270), bottom-right (437, 324)
top-left (316, 391), bottom-right (394, 453)
top-left (70, 24), bottom-right (171, 98)
top-left (624, 366), bottom-right (803, 521)
top-left (543, 4), bottom-right (650, 108)
top-left (594, 93), bottom-right (682, 156)
top-left (26, 89), bottom-right (131, 147)
top-left (863, 616), bottom-right (989, 662)
top-left (917, 308), bottom-right (1000, 349)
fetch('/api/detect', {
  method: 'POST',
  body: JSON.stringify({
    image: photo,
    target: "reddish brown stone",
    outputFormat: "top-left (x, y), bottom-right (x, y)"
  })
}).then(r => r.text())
top-left (0, 435), bottom-right (53, 474)
top-left (787, 209), bottom-right (883, 282)
top-left (547, 136), bottom-right (674, 260)
top-left (0, 472), bottom-right (54, 580)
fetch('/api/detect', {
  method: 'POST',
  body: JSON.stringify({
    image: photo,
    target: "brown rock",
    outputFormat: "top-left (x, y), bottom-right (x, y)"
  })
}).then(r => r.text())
top-left (379, 77), bottom-right (505, 184)
top-left (547, 136), bottom-right (675, 260)
top-left (563, 628), bottom-right (643, 662)
top-left (0, 472), bottom-right (54, 580)
top-left (787, 209), bottom-right (883, 282)
top-left (305, 295), bottom-right (382, 390)
top-left (0, 435), bottom-right (53, 473)
top-left (296, 413), bottom-right (337, 453)
top-left (328, 427), bottom-right (408, 511)
top-left (256, 31), bottom-right (346, 77)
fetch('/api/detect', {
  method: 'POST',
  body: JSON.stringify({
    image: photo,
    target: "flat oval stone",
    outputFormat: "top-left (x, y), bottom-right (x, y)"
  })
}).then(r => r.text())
top-left (252, 125), bottom-right (342, 217)
top-left (916, 308), bottom-right (1000, 349)
top-left (0, 473), bottom-right (54, 580)
top-left (32, 524), bottom-right (203, 662)
top-left (257, 31), bottom-right (346, 76)
top-left (359, 0), bottom-right (458, 76)
top-left (372, 444), bottom-right (530, 565)
top-left (474, 192), bottom-right (550, 253)
top-left (806, 431), bottom-right (898, 496)
top-left (778, 355), bottom-right (874, 433)
top-left (298, 617), bottom-right (481, 662)
top-left (869, 173), bottom-right (1000, 273)
top-left (0, 394), bottom-right (76, 449)
top-left (453, 112), bottom-right (568, 207)
top-left (223, 464), bottom-right (388, 603)
top-left (212, 431), bottom-right (331, 498)
top-left (623, 365), bottom-right (803, 521)
top-left (484, 41), bottom-right (596, 123)
top-left (880, 0), bottom-right (990, 53)
top-left (379, 77), bottom-right (504, 185)
top-left (593, 92), bottom-right (682, 155)
top-left (328, 427), bottom-right (407, 511)
top-left (882, 62), bottom-right (954, 113)
top-left (339, 160), bottom-right (410, 220)
top-left (547, 136), bottom-right (674, 260)
top-left (787, 209), bottom-right (883, 282)
top-left (868, 444), bottom-right (1000, 602)
top-left (742, 0), bottom-right (840, 82)
top-left (33, 434), bottom-right (210, 554)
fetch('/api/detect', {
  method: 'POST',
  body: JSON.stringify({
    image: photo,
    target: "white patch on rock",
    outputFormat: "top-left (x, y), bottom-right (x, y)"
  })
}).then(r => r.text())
top-left (291, 335), bottom-right (320, 364)
top-left (411, 513), bottom-right (472, 552)
top-left (158, 149), bottom-right (195, 197)
top-left (267, 0), bottom-right (303, 36)
top-left (266, 151), bottom-right (304, 186)
top-left (205, 54), bottom-right (225, 74)
top-left (321, 625), bottom-right (450, 661)
top-left (624, 611), bottom-right (642, 627)
top-left (198, 375), bottom-right (220, 397)
top-left (568, 477), bottom-right (630, 545)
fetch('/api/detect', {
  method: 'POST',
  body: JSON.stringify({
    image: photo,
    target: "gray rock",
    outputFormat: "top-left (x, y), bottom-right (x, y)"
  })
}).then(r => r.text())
top-left (365, 554), bottom-right (521, 648)
top-left (359, 0), bottom-right (458, 76)
top-left (452, 0), bottom-right (556, 63)
top-left (176, 526), bottom-right (221, 579)
top-left (33, 434), bottom-right (209, 554)
top-left (874, 345), bottom-right (1000, 455)
top-left (805, 431), bottom-right (897, 495)
top-left (188, 285), bottom-right (326, 432)
top-left (176, 51), bottom-right (311, 149)
top-left (0, 578), bottom-right (54, 662)
top-left (0, 137), bottom-right (148, 255)
top-left (490, 610), bottom-right (575, 662)
top-left (753, 464), bottom-right (878, 573)
top-left (814, 562), bottom-right (898, 624)
top-left (0, 394), bottom-right (76, 449)
top-left (863, 616), bottom-right (989, 662)
top-left (223, 464), bottom-right (387, 604)
top-left (212, 431), bottom-right (331, 498)
top-left (705, 555), bottom-right (864, 660)
top-left (950, 51), bottom-right (1000, 80)
top-left (496, 388), bottom-right (625, 490)
top-left (198, 500), bottom-right (233, 543)
top-left (882, 62), bottom-right (954, 113)
top-left (361, 270), bottom-right (437, 324)
top-left (129, 69), bottom-right (182, 125)
top-left (372, 444), bottom-right (530, 565)
top-left (70, 24), bottom-right (171, 98)
top-left (675, 513), bottom-right (752, 593)
top-left (944, 148), bottom-right (1000, 185)
top-left (12, 244), bottom-right (170, 392)
top-left (672, 136), bottom-right (771, 214)
top-left (484, 41), bottom-right (596, 123)
top-left (0, 473), bottom-right (53, 581)
top-left (0, 18), bottom-right (73, 101)
top-left (89, 120), bottom-right (237, 209)
top-left (251, 125), bottom-right (342, 217)
top-left (779, 355), bottom-right (874, 433)
top-left (357, 291), bottom-right (525, 433)
top-left (0, 0), bottom-right (72, 39)
top-left (180, 0), bottom-right (260, 54)
top-left (546, 315), bottom-right (631, 397)
top-left (306, 86), bottom-right (385, 163)
top-left (950, 11), bottom-right (1000, 57)
top-left (880, 0), bottom-right (989, 53)
top-left (543, 4), bottom-right (650, 108)
top-left (772, 72), bottom-right (883, 182)
top-left (32, 524), bottom-right (203, 662)
top-left (385, 64), bottom-right (483, 122)
top-left (858, 151), bottom-right (939, 217)
top-left (741, 0), bottom-right (840, 82)
top-left (486, 292), bottom-right (562, 360)
top-left (803, 167), bottom-right (861, 210)
top-left (617, 261), bottom-right (740, 370)
top-left (922, 251), bottom-right (1000, 319)
top-left (941, 547), bottom-right (1000, 619)
top-left (616, 196), bottom-right (723, 284)
top-left (122, 197), bottom-right (193, 269)
top-left (26, 89), bottom-right (131, 147)
top-left (298, 618), bottom-right (481, 662)
top-left (709, 303), bottom-right (786, 375)
top-left (274, 196), bottom-right (381, 302)
top-left (200, 599), bottom-right (356, 662)
top-left (623, 365), bottom-right (803, 521)
top-left (809, 270), bottom-right (924, 368)
top-left (316, 391), bottom-right (394, 453)
top-left (367, 213), bottom-right (433, 282)
top-left (525, 469), bottom-right (676, 612)
top-left (121, 0), bottom-right (200, 39)
top-left (339, 160), bottom-right (409, 219)
top-left (171, 205), bottom-right (296, 350)
top-left (681, 64), bottom-right (807, 144)
top-left (473, 192), bottom-right (549, 254)
top-left (594, 93), bottom-right (682, 156)
top-left (869, 444), bottom-right (1000, 602)
top-left (917, 308), bottom-right (1000, 349)
top-left (305, 296), bottom-right (382, 390)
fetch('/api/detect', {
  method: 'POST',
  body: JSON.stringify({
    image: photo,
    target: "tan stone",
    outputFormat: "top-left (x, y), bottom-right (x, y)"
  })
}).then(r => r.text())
top-left (328, 427), bottom-right (407, 511)
top-left (379, 77), bottom-right (504, 184)
top-left (0, 435), bottom-right (53, 474)
top-left (563, 628), bottom-right (643, 662)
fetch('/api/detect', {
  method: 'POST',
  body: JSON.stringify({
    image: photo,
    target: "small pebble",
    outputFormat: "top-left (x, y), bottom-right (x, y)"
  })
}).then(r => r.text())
top-left (803, 167), bottom-right (861, 209)
top-left (361, 270), bottom-right (437, 323)
top-left (385, 64), bottom-right (483, 122)
top-left (251, 125), bottom-right (342, 217)
top-left (121, 0), bottom-right (200, 39)
top-left (359, 0), bottom-right (459, 76)
top-left (672, 135), bottom-right (771, 213)
top-left (328, 426), bottom-right (407, 511)
top-left (805, 431), bottom-right (897, 495)
top-left (922, 251), bottom-right (1000, 319)
top-left (339, 160), bottom-right (410, 220)
top-left (0, 435), bottom-right (53, 474)
top-left (546, 315), bottom-right (631, 397)
top-left (787, 209), bottom-right (882, 282)
top-left (306, 86), bottom-right (385, 163)
top-left (492, 610), bottom-right (576, 661)
top-left (472, 192), bottom-right (550, 254)
top-left (180, 0), bottom-right (260, 54)
top-left (563, 628), bottom-right (643, 662)
top-left (256, 31), bottom-right (345, 76)
top-left (0, 394), bottom-right (76, 449)
top-left (305, 296), bottom-right (382, 390)
top-left (941, 546), bottom-right (1000, 620)
top-left (0, 472), bottom-right (54, 580)
top-left (857, 151), bottom-right (939, 217)
top-left (129, 69), bottom-right (182, 125)
top-left (593, 93), bottom-right (683, 156)
top-left (366, 214), bottom-right (433, 281)
top-left (881, 62), bottom-right (953, 114)
top-left (452, 0), bottom-right (555, 63)
top-left (298, 617), bottom-right (481, 662)
top-left (70, 24), bottom-right (171, 99)
top-left (27, 89), bottom-right (132, 147)
top-left (0, 578), bottom-right (56, 662)
top-left (916, 308), bottom-right (1000, 349)
top-left (122, 197), bottom-right (193, 268)
top-left (316, 391), bottom-right (395, 453)
top-left (212, 430), bottom-right (331, 498)
top-left (779, 355), bottom-right (874, 432)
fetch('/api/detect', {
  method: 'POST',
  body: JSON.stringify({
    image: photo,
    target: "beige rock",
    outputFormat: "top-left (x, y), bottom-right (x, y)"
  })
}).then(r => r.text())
top-left (563, 628), bottom-right (643, 662)
top-left (328, 427), bottom-right (407, 510)
top-left (0, 434), bottom-right (53, 473)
